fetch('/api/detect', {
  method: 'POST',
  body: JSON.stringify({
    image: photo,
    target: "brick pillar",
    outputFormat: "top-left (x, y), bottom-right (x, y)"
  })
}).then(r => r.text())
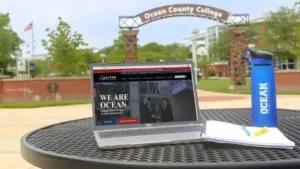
top-left (228, 27), bottom-right (247, 89)
top-left (123, 30), bottom-right (139, 62)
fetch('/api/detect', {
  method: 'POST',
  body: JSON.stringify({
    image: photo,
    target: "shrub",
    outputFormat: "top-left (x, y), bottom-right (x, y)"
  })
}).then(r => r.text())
top-left (207, 69), bottom-right (215, 77)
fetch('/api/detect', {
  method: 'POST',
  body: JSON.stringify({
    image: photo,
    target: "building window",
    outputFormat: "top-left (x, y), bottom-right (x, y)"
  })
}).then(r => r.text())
top-left (274, 58), bottom-right (295, 70)
top-left (288, 58), bottom-right (295, 69)
top-left (246, 58), bottom-right (295, 75)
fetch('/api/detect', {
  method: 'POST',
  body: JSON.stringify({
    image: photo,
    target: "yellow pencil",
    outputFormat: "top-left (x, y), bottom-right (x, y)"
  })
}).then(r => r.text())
top-left (253, 127), bottom-right (270, 137)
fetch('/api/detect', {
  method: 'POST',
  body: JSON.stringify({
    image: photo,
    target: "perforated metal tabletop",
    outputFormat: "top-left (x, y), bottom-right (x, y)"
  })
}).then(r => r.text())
top-left (21, 108), bottom-right (300, 169)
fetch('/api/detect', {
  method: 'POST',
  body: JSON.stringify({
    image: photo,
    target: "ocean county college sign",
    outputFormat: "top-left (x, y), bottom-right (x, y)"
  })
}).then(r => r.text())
top-left (138, 4), bottom-right (230, 24)
top-left (119, 4), bottom-right (249, 28)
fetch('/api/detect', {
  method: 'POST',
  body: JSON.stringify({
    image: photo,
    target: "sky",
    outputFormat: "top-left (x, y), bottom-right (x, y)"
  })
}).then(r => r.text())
top-left (0, 0), bottom-right (298, 57)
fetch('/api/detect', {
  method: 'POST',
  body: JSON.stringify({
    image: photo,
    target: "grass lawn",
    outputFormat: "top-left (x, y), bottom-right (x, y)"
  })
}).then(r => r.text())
top-left (0, 99), bottom-right (91, 108)
top-left (198, 78), bottom-right (300, 95)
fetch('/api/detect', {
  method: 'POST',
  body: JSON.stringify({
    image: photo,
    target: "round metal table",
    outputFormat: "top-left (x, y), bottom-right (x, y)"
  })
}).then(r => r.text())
top-left (21, 108), bottom-right (300, 169)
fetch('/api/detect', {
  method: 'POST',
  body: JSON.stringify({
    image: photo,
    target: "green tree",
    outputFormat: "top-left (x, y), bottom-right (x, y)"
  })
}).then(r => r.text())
top-left (138, 51), bottom-right (165, 62)
top-left (162, 43), bottom-right (190, 61)
top-left (113, 30), bottom-right (125, 51)
top-left (0, 13), bottom-right (23, 76)
top-left (208, 30), bottom-right (230, 61)
top-left (138, 42), bottom-right (190, 62)
top-left (291, 25), bottom-right (300, 57)
top-left (295, 1), bottom-right (300, 10)
top-left (138, 42), bottom-right (164, 61)
top-left (98, 31), bottom-right (190, 63)
top-left (101, 31), bottom-right (126, 63)
top-left (98, 46), bottom-right (114, 57)
top-left (197, 56), bottom-right (216, 79)
top-left (75, 48), bottom-right (99, 73)
top-left (30, 59), bottom-right (52, 77)
top-left (208, 22), bottom-right (269, 62)
top-left (263, 5), bottom-right (300, 59)
top-left (290, 1), bottom-right (300, 57)
top-left (246, 23), bottom-right (261, 40)
top-left (42, 17), bottom-right (88, 76)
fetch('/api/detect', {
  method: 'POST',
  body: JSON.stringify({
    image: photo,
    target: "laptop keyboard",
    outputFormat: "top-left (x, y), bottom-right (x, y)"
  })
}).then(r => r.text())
top-left (98, 125), bottom-right (202, 139)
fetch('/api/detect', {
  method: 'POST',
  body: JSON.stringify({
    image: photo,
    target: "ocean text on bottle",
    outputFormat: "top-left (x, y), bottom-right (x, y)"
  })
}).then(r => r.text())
top-left (259, 83), bottom-right (269, 114)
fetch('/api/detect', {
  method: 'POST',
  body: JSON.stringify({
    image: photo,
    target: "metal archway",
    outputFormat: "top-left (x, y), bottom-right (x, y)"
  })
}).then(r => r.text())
top-left (119, 4), bottom-right (250, 89)
top-left (119, 4), bottom-right (249, 29)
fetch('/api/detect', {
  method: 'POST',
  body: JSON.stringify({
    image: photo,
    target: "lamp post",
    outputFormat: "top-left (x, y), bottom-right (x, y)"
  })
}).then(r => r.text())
top-left (100, 54), bottom-right (106, 63)
top-left (26, 58), bottom-right (32, 79)
top-left (183, 29), bottom-right (204, 84)
top-left (192, 29), bottom-right (199, 85)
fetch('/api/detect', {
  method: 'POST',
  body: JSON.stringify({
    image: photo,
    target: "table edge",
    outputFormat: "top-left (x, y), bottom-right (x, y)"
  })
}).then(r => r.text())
top-left (20, 109), bottom-right (300, 169)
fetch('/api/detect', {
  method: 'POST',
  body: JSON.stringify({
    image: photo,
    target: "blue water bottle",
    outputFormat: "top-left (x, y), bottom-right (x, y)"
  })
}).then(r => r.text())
top-left (246, 47), bottom-right (278, 127)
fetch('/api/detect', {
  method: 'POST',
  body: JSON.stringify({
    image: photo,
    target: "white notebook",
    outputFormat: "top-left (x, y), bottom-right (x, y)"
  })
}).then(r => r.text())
top-left (201, 120), bottom-right (295, 150)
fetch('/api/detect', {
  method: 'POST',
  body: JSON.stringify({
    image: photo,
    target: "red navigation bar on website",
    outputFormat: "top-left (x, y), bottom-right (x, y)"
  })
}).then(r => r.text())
top-left (93, 67), bottom-right (191, 73)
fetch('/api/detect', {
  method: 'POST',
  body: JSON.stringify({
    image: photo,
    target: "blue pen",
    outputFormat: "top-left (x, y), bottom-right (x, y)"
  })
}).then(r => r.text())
top-left (241, 125), bottom-right (251, 136)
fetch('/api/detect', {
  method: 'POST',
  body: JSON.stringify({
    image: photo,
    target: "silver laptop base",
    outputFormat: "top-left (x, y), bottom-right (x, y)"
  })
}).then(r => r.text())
top-left (94, 124), bottom-right (203, 149)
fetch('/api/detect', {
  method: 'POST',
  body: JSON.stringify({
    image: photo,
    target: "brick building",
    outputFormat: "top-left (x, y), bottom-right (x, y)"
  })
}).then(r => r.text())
top-left (246, 17), bottom-right (300, 73)
top-left (184, 17), bottom-right (300, 77)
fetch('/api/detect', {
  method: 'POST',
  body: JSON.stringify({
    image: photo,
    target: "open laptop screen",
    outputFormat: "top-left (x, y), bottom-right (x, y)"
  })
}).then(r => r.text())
top-left (92, 63), bottom-right (198, 126)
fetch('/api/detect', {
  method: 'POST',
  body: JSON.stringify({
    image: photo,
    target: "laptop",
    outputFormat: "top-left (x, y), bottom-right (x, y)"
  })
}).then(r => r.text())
top-left (90, 61), bottom-right (203, 149)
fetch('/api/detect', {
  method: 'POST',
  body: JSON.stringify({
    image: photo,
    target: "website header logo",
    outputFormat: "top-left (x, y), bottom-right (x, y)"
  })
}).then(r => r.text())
top-left (99, 75), bottom-right (117, 81)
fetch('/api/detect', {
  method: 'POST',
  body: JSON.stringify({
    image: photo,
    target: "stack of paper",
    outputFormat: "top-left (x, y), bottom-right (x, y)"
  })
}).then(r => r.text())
top-left (201, 120), bottom-right (295, 149)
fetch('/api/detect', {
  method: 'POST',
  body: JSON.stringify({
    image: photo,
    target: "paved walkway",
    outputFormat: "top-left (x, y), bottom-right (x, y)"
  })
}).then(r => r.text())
top-left (198, 89), bottom-right (247, 102)
top-left (197, 89), bottom-right (300, 110)
top-left (1, 90), bottom-right (300, 169)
